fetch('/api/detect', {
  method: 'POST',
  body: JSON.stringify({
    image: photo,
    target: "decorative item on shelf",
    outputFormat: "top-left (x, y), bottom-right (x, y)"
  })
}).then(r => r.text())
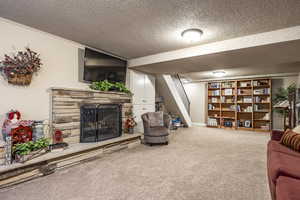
top-left (89, 80), bottom-right (131, 94)
top-left (32, 120), bottom-right (45, 141)
top-left (2, 110), bottom-right (34, 144)
top-left (125, 117), bottom-right (137, 134)
top-left (0, 48), bottom-right (42, 86)
top-left (53, 129), bottom-right (63, 144)
top-left (13, 138), bottom-right (49, 163)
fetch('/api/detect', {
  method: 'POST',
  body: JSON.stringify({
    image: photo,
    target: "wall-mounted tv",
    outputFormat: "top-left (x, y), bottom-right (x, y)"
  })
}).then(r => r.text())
top-left (82, 48), bottom-right (127, 83)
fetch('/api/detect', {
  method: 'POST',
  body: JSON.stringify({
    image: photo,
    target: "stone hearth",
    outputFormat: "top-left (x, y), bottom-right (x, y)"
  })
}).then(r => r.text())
top-left (49, 87), bottom-right (132, 144)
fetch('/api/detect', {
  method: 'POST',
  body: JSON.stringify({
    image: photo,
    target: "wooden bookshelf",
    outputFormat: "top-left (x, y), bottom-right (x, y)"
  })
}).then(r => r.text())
top-left (207, 78), bottom-right (272, 132)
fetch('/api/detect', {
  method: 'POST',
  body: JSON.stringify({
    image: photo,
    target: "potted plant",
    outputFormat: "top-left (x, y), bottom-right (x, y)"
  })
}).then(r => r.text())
top-left (13, 138), bottom-right (49, 163)
top-left (90, 80), bottom-right (131, 94)
top-left (0, 48), bottom-right (42, 86)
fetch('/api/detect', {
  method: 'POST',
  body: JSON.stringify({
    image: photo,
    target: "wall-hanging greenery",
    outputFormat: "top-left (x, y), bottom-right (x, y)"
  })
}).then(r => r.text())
top-left (90, 80), bottom-right (131, 94)
top-left (0, 48), bottom-right (42, 86)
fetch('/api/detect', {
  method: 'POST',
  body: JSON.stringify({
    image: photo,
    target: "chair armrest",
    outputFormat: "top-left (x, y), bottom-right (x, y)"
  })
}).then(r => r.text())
top-left (271, 130), bottom-right (285, 141)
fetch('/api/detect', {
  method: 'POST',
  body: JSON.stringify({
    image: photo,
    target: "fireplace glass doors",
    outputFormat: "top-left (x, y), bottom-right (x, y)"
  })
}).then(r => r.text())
top-left (80, 104), bottom-right (122, 143)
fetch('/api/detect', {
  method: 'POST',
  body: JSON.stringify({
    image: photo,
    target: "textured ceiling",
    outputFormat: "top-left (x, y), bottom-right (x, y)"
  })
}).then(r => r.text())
top-left (0, 0), bottom-right (300, 58)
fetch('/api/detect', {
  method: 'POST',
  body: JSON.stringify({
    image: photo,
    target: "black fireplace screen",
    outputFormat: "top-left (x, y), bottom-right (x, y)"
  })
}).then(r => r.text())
top-left (80, 104), bottom-right (122, 143)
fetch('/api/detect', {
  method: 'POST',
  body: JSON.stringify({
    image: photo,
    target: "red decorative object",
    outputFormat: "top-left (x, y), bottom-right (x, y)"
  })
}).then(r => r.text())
top-left (125, 118), bottom-right (137, 129)
top-left (10, 125), bottom-right (33, 144)
top-left (53, 130), bottom-right (63, 144)
top-left (8, 110), bottom-right (21, 120)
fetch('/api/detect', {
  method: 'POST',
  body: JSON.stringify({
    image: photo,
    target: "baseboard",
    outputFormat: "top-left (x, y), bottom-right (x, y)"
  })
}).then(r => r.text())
top-left (192, 122), bottom-right (206, 127)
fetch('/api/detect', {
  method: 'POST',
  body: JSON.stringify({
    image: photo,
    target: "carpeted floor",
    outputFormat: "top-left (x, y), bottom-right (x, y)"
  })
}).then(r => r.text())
top-left (0, 127), bottom-right (271, 200)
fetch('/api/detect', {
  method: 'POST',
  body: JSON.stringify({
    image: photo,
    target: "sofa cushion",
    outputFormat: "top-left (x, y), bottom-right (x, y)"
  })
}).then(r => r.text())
top-left (276, 176), bottom-right (300, 200)
top-left (280, 130), bottom-right (300, 152)
top-left (268, 150), bottom-right (300, 185)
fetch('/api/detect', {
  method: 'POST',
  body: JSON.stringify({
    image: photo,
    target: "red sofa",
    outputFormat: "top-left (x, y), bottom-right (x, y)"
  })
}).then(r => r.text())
top-left (267, 130), bottom-right (300, 200)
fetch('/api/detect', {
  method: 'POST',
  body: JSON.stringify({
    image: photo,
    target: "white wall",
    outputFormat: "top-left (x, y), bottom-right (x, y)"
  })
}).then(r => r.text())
top-left (0, 18), bottom-right (89, 122)
top-left (183, 82), bottom-right (206, 125)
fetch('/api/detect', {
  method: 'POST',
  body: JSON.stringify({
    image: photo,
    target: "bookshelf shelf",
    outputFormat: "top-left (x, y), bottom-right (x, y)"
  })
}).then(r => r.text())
top-left (207, 78), bottom-right (272, 132)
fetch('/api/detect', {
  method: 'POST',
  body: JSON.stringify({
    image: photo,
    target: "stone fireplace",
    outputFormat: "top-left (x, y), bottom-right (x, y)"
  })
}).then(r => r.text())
top-left (80, 104), bottom-right (122, 143)
top-left (49, 87), bottom-right (132, 144)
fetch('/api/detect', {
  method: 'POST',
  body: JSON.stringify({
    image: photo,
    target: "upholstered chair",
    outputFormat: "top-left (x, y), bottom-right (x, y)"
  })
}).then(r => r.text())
top-left (141, 112), bottom-right (171, 145)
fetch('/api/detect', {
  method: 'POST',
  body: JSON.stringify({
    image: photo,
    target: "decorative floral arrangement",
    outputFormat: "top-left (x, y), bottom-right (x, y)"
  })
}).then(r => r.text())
top-left (125, 117), bottom-right (137, 129)
top-left (0, 48), bottom-right (42, 85)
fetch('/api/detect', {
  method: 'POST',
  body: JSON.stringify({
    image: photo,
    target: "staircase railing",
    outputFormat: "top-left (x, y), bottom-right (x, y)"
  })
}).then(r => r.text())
top-left (171, 75), bottom-right (191, 114)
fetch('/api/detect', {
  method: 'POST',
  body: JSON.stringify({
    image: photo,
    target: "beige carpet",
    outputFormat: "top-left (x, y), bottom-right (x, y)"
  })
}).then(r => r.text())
top-left (0, 127), bottom-right (271, 200)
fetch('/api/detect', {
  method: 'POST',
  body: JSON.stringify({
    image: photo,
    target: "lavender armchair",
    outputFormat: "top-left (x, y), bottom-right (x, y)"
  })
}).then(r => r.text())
top-left (141, 112), bottom-right (171, 145)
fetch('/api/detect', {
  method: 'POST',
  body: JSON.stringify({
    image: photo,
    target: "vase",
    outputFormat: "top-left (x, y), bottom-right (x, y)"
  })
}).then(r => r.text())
top-left (128, 128), bottom-right (134, 134)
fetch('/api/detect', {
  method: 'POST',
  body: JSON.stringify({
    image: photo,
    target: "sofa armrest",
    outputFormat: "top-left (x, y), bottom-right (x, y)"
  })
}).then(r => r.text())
top-left (271, 130), bottom-right (284, 141)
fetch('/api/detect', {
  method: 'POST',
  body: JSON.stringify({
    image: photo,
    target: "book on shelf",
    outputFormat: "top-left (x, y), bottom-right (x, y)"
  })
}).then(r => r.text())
top-left (243, 97), bottom-right (252, 103)
top-left (211, 97), bottom-right (218, 103)
top-left (253, 88), bottom-right (270, 95)
top-left (209, 82), bottom-right (220, 89)
top-left (210, 90), bottom-right (220, 96)
top-left (222, 82), bottom-right (235, 88)
top-left (253, 80), bottom-right (269, 87)
top-left (224, 89), bottom-right (233, 95)
top-left (207, 118), bottom-right (219, 127)
top-left (254, 96), bottom-right (270, 103)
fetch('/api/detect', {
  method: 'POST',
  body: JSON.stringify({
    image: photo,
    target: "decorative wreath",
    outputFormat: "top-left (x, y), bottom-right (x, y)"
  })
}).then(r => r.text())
top-left (7, 110), bottom-right (21, 120)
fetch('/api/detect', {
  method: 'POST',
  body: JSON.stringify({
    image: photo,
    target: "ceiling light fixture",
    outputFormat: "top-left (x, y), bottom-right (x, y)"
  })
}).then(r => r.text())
top-left (181, 28), bottom-right (203, 42)
top-left (212, 70), bottom-right (226, 77)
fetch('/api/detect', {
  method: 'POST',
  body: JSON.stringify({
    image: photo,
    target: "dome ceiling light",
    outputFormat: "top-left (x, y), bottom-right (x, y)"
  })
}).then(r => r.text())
top-left (181, 28), bottom-right (203, 42)
top-left (212, 70), bottom-right (226, 77)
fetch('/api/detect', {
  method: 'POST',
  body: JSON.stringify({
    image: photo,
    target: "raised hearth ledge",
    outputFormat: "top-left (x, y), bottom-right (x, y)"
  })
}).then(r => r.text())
top-left (0, 133), bottom-right (142, 188)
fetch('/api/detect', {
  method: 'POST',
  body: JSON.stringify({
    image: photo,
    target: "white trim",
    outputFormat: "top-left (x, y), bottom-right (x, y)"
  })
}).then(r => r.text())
top-left (189, 73), bottom-right (299, 83)
top-left (128, 26), bottom-right (300, 67)
top-left (192, 122), bottom-right (206, 127)
top-left (163, 75), bottom-right (192, 127)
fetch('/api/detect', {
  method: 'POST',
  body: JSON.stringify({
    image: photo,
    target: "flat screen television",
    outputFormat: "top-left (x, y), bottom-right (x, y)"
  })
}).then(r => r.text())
top-left (83, 48), bottom-right (127, 83)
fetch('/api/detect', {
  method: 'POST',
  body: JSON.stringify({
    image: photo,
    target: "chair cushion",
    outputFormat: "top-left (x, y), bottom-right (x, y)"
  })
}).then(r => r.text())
top-left (148, 112), bottom-right (164, 127)
top-left (276, 176), bottom-right (300, 200)
top-left (145, 126), bottom-right (169, 137)
top-left (280, 130), bottom-right (300, 152)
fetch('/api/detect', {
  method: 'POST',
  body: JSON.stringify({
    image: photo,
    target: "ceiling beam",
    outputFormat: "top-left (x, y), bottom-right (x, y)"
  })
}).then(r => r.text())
top-left (128, 26), bottom-right (300, 68)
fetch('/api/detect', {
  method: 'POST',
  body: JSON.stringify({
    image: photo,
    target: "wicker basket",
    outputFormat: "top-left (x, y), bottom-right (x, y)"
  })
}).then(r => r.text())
top-left (7, 73), bottom-right (33, 86)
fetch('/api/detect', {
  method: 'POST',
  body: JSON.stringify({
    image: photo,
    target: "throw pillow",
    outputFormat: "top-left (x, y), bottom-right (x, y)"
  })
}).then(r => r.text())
top-left (280, 130), bottom-right (300, 152)
top-left (293, 125), bottom-right (300, 134)
top-left (148, 112), bottom-right (164, 127)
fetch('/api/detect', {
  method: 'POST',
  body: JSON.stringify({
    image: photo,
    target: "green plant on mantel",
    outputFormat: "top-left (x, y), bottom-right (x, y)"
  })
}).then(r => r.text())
top-left (90, 80), bottom-right (131, 94)
top-left (13, 138), bottom-right (49, 156)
